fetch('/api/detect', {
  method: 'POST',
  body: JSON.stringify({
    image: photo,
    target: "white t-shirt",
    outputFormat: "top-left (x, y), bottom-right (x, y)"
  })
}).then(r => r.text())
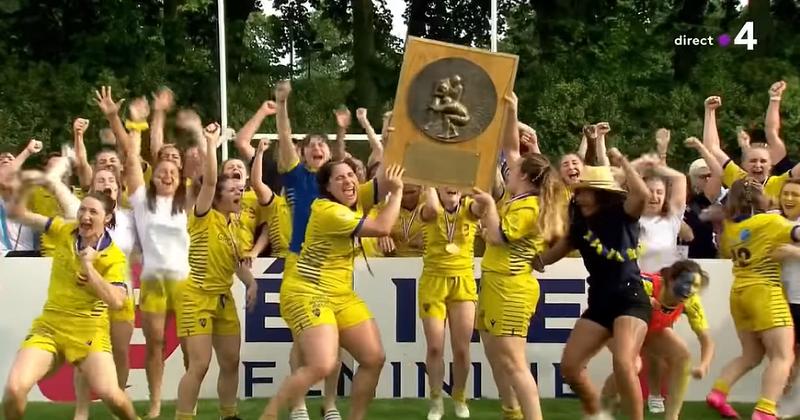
top-left (129, 186), bottom-right (190, 281)
top-left (638, 207), bottom-right (685, 274)
top-left (0, 199), bottom-right (37, 253)
top-left (110, 208), bottom-right (138, 257)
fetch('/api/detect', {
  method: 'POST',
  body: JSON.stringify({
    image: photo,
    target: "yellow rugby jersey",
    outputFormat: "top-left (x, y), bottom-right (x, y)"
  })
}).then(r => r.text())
top-left (390, 205), bottom-right (425, 257)
top-left (258, 193), bottom-right (292, 258)
top-left (41, 217), bottom-right (127, 320)
top-left (481, 194), bottom-right (544, 276)
top-left (28, 186), bottom-right (63, 218)
top-left (642, 279), bottom-right (708, 334)
top-left (721, 213), bottom-right (798, 290)
top-left (188, 208), bottom-right (251, 293)
top-left (722, 160), bottom-right (789, 205)
top-left (421, 197), bottom-right (479, 274)
top-left (239, 189), bottom-right (259, 246)
top-left (293, 199), bottom-right (367, 296)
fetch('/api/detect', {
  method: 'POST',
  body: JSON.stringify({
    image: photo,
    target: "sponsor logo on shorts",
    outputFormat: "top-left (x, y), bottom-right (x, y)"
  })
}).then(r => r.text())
top-left (312, 308), bottom-right (321, 317)
top-left (199, 318), bottom-right (207, 327)
top-left (423, 303), bottom-right (430, 312)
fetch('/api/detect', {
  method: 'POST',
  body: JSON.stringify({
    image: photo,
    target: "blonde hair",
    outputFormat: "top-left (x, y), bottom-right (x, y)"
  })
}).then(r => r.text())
top-left (519, 153), bottom-right (569, 245)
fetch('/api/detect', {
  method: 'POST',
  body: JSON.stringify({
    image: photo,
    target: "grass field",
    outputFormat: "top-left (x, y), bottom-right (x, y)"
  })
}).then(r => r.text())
top-left (23, 398), bottom-right (757, 419)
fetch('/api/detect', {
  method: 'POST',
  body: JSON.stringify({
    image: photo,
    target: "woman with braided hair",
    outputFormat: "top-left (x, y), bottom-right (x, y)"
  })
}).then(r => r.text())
top-left (706, 177), bottom-right (800, 420)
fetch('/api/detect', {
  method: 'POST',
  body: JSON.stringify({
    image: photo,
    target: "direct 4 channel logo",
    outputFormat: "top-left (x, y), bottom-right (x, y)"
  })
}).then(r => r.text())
top-left (674, 21), bottom-right (757, 50)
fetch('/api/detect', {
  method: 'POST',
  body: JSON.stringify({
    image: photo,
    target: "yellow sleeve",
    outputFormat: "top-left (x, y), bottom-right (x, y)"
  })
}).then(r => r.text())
top-left (683, 294), bottom-right (709, 334)
top-left (44, 216), bottom-right (75, 239)
top-left (188, 207), bottom-right (211, 230)
top-left (765, 172), bottom-right (790, 202)
top-left (500, 201), bottom-right (538, 243)
top-left (143, 161), bottom-right (153, 185)
top-left (316, 201), bottom-right (364, 237)
top-left (722, 160), bottom-right (746, 188)
top-left (357, 179), bottom-right (378, 213)
top-left (764, 213), bottom-right (798, 244)
top-left (462, 197), bottom-right (479, 221)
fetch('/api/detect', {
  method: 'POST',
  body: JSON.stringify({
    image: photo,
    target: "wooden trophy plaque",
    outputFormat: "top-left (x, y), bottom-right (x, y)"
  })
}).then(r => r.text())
top-left (384, 37), bottom-right (519, 191)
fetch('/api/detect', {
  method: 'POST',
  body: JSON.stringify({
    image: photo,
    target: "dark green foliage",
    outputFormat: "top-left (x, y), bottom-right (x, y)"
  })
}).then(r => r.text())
top-left (1, 0), bottom-right (799, 172)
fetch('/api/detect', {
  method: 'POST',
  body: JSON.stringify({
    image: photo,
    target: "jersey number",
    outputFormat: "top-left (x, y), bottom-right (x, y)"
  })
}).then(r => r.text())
top-left (731, 246), bottom-right (752, 268)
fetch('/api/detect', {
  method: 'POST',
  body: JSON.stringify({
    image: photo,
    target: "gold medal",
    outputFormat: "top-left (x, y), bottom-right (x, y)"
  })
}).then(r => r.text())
top-left (445, 243), bottom-right (460, 254)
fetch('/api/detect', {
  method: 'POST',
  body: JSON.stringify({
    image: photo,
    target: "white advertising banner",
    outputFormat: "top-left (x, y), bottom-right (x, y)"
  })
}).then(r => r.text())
top-left (0, 257), bottom-right (764, 402)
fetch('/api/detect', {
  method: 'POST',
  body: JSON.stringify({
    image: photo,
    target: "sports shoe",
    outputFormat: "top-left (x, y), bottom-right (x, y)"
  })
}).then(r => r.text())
top-left (289, 408), bottom-right (310, 420)
top-left (707, 390), bottom-right (741, 418)
top-left (427, 396), bottom-right (444, 420)
top-left (583, 411), bottom-right (614, 420)
top-left (322, 408), bottom-right (342, 420)
top-left (648, 394), bottom-right (665, 414)
top-left (454, 400), bottom-right (470, 418)
top-left (752, 409), bottom-right (777, 420)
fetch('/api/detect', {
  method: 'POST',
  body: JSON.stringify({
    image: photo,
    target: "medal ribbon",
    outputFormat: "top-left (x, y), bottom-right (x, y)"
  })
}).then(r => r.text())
top-left (444, 200), bottom-right (461, 245)
top-left (401, 207), bottom-right (418, 242)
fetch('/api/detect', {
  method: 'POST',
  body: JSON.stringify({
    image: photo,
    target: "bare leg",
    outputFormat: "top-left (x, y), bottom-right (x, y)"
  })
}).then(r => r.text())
top-left (560, 319), bottom-right (610, 416)
top-left (3, 349), bottom-right (55, 420)
top-left (339, 320), bottom-right (385, 420)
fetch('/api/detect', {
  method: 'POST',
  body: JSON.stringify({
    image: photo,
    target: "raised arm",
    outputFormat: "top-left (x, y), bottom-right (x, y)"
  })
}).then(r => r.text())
top-left (419, 187), bottom-right (440, 222)
top-left (701, 96), bottom-right (729, 165)
top-left (149, 87), bottom-right (174, 164)
top-left (609, 148), bottom-right (651, 218)
top-left (332, 108), bottom-right (351, 161)
top-left (358, 166), bottom-right (404, 237)
top-left (43, 157), bottom-right (80, 218)
top-left (501, 93), bottom-right (521, 167)
top-left (356, 108), bottom-right (384, 168)
top-left (251, 139), bottom-right (274, 205)
top-left (6, 173), bottom-right (49, 231)
top-left (518, 122), bottom-right (541, 155)
top-left (236, 100), bottom-right (276, 163)
top-left (765, 81), bottom-right (787, 163)
top-left (194, 123), bottom-right (221, 216)
top-left (10, 139), bottom-right (42, 171)
top-left (470, 188), bottom-right (503, 245)
top-left (653, 163), bottom-right (687, 215)
top-left (685, 137), bottom-right (724, 202)
top-left (594, 122), bottom-right (611, 166)
top-left (72, 119), bottom-right (94, 188)
top-left (655, 128), bottom-right (671, 165)
top-left (95, 86), bottom-right (130, 154)
top-left (274, 81), bottom-right (298, 172)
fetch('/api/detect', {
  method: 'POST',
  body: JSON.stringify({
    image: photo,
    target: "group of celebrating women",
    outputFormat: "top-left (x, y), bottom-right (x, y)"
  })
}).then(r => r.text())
top-left (1, 77), bottom-right (799, 420)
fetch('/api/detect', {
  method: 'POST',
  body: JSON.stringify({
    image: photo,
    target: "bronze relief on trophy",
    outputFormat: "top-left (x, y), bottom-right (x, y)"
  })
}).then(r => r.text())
top-left (407, 58), bottom-right (497, 143)
top-left (385, 37), bottom-right (518, 192)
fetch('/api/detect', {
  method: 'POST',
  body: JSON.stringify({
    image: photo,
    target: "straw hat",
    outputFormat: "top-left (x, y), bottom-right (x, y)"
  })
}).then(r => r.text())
top-left (570, 165), bottom-right (627, 193)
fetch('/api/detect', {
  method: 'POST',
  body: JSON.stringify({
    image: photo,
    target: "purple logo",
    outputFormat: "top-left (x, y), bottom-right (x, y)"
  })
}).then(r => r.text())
top-left (718, 34), bottom-right (731, 47)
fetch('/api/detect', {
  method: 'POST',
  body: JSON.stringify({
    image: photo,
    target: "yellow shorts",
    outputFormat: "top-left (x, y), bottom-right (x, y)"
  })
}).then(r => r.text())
top-left (140, 279), bottom-right (181, 314)
top-left (109, 296), bottom-right (135, 323)
top-left (21, 317), bottom-right (111, 365)
top-left (175, 284), bottom-right (240, 337)
top-left (418, 270), bottom-right (477, 320)
top-left (730, 283), bottom-right (793, 332)
top-left (280, 291), bottom-right (372, 336)
top-left (476, 272), bottom-right (540, 337)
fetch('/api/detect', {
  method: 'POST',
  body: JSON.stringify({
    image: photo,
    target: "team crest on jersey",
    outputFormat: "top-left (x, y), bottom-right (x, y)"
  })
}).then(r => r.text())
top-left (740, 229), bottom-right (751, 242)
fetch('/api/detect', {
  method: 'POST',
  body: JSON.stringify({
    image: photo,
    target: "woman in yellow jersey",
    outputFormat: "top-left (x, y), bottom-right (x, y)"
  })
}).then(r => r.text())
top-left (251, 140), bottom-right (291, 258)
top-left (59, 167), bottom-right (139, 420)
top-left (378, 184), bottom-right (424, 256)
top-left (705, 178), bottom-right (800, 420)
top-left (3, 187), bottom-right (139, 420)
top-left (259, 162), bottom-right (404, 420)
top-left (701, 96), bottom-right (800, 206)
top-left (174, 123), bottom-right (258, 420)
top-left (600, 260), bottom-right (714, 420)
top-left (471, 152), bottom-right (567, 420)
top-left (418, 186), bottom-right (481, 420)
